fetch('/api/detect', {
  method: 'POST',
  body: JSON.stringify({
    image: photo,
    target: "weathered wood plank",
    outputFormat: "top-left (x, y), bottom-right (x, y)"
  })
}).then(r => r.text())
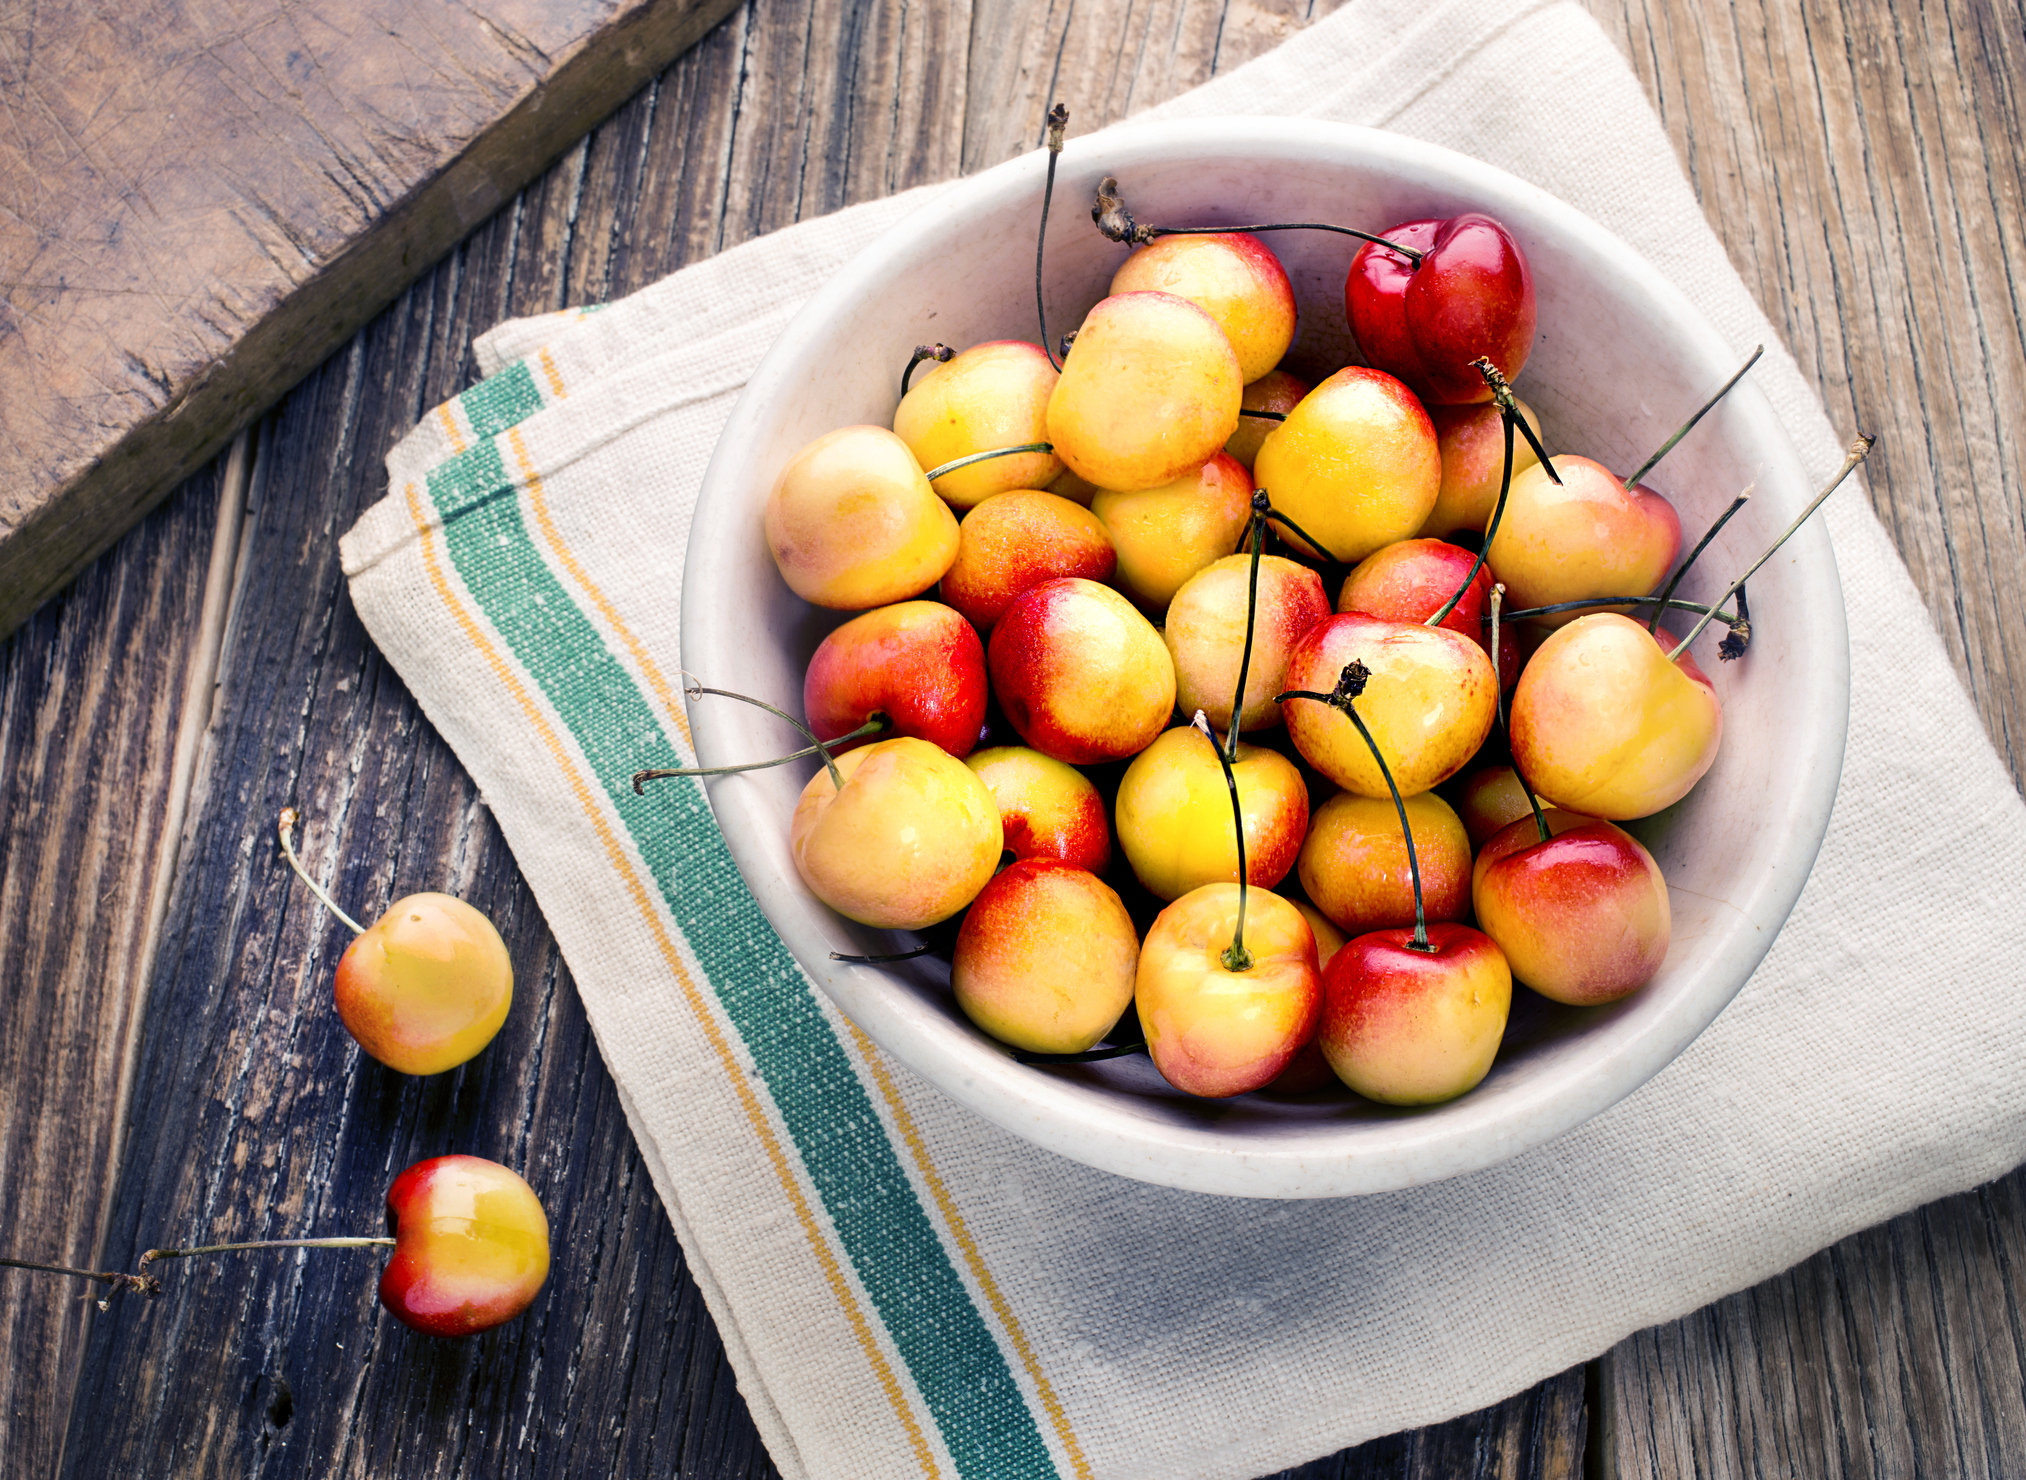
top-left (0, 459), bottom-right (225, 1476)
top-left (1267, 1367), bottom-right (1588, 1479)
top-left (0, 0), bottom-right (748, 642)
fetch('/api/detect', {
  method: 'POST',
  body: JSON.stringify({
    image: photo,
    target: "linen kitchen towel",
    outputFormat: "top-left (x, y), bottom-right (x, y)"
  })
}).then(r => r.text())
top-left (341, 2), bottom-right (2026, 1476)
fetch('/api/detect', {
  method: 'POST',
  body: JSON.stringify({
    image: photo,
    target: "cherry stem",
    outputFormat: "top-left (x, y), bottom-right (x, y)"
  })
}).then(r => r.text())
top-left (1276, 665), bottom-right (1432, 952)
top-left (831, 944), bottom-right (935, 964)
top-left (1502, 595), bottom-right (1740, 624)
top-left (1225, 493), bottom-right (1270, 762)
top-left (1517, 760), bottom-right (1552, 844)
top-left (1088, 178), bottom-right (1425, 263)
top-left (277, 808), bottom-right (366, 937)
top-left (1258, 497), bottom-right (1342, 565)
top-left (1191, 710), bottom-right (1253, 972)
top-left (1475, 357), bottom-right (1560, 484)
top-left (1239, 409), bottom-right (1286, 422)
top-left (633, 713), bottom-right (890, 789)
top-left (901, 344), bottom-right (954, 397)
top-left (1038, 104), bottom-right (1069, 370)
top-left (673, 677), bottom-right (847, 791)
top-left (1623, 344), bottom-right (1764, 489)
top-left (0, 1255), bottom-right (159, 1297)
top-left (1425, 382), bottom-right (1517, 629)
top-left (1648, 490), bottom-right (1751, 634)
top-left (1014, 1037), bottom-right (1149, 1065)
top-left (1490, 582), bottom-right (1508, 734)
top-left (1666, 433), bottom-right (1874, 662)
top-left (141, 1237), bottom-right (395, 1268)
top-left (921, 442), bottom-right (1054, 485)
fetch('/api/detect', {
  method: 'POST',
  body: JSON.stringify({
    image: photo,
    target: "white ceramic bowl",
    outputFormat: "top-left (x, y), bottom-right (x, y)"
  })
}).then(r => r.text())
top-left (683, 118), bottom-right (1846, 1199)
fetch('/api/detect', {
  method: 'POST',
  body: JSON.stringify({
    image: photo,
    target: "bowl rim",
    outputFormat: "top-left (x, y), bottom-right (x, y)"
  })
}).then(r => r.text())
top-left (682, 115), bottom-right (1849, 1199)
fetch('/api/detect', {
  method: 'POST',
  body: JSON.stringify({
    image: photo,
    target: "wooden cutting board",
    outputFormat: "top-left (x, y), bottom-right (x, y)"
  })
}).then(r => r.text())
top-left (0, 0), bottom-right (741, 638)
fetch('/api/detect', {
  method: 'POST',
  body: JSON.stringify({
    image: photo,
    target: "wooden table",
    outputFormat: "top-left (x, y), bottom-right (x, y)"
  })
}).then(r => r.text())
top-left (4, 0), bottom-right (2021, 1474)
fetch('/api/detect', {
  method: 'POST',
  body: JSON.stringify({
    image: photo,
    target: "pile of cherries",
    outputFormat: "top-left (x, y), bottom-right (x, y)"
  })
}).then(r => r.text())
top-left (687, 122), bottom-right (1862, 1110)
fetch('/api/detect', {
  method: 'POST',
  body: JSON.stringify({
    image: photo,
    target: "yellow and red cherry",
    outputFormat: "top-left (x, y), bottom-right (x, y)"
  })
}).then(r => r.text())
top-left (1419, 399), bottom-right (1543, 539)
top-left (1108, 232), bottom-right (1297, 383)
top-left (1045, 291), bottom-right (1242, 492)
top-left (1114, 725), bottom-right (1308, 901)
top-left (764, 425), bottom-right (959, 609)
top-left (965, 745), bottom-right (1111, 873)
top-left (790, 737), bottom-right (1002, 928)
top-left (940, 490), bottom-right (1115, 630)
top-left (1252, 366), bottom-right (1442, 563)
top-left (1279, 614), bottom-right (1497, 799)
top-left (1336, 537), bottom-right (1516, 686)
top-left (893, 341), bottom-right (1064, 509)
top-left (953, 860), bottom-right (1139, 1053)
top-left (1485, 456), bottom-right (1682, 621)
top-left (1472, 809), bottom-right (1670, 1005)
top-left (1453, 763), bottom-right (1541, 849)
top-left (987, 577), bottom-right (1176, 764)
top-left (1136, 883), bottom-right (1322, 1097)
top-left (380, 1155), bottom-right (551, 1337)
top-left (1225, 369), bottom-right (1311, 472)
top-left (278, 810), bottom-right (512, 1077)
top-left (1344, 214), bottom-right (1536, 406)
top-left (1318, 922), bottom-right (1512, 1104)
top-left (1165, 552), bottom-right (1331, 733)
top-left (141, 1154), bottom-right (549, 1339)
top-left (1507, 615), bottom-right (1722, 820)
top-left (803, 601), bottom-right (987, 758)
top-left (1297, 789), bottom-right (1471, 937)
top-left (1090, 451), bottom-right (1252, 612)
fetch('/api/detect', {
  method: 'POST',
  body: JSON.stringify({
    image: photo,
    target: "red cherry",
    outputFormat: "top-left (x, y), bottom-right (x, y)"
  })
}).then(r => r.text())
top-left (803, 600), bottom-right (988, 758)
top-left (1345, 214), bottom-right (1536, 406)
top-left (379, 1155), bottom-right (551, 1337)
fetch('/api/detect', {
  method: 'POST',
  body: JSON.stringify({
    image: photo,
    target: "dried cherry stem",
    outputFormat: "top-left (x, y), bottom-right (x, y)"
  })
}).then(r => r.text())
top-left (142, 1238), bottom-right (394, 1268)
top-left (1648, 490), bottom-right (1751, 634)
top-left (1224, 492), bottom-right (1271, 762)
top-left (901, 344), bottom-right (954, 396)
top-left (633, 713), bottom-right (890, 789)
top-left (661, 678), bottom-right (848, 792)
top-left (1490, 583), bottom-right (1508, 734)
top-left (922, 442), bottom-right (1054, 484)
top-left (1478, 357), bottom-right (1560, 484)
top-left (277, 807), bottom-right (366, 937)
top-left (1038, 104), bottom-right (1070, 369)
top-left (1623, 345), bottom-right (1764, 489)
top-left (1666, 432), bottom-right (1874, 662)
top-left (831, 944), bottom-right (935, 964)
top-left (1719, 584), bottom-right (1753, 661)
top-left (1090, 176), bottom-right (1423, 263)
top-left (1014, 1037), bottom-right (1149, 1065)
top-left (1501, 595), bottom-right (1740, 624)
top-left (1277, 662), bottom-right (1433, 953)
top-left (0, 1255), bottom-right (159, 1298)
top-left (1191, 710), bottom-right (1254, 972)
top-left (1425, 371), bottom-right (1519, 629)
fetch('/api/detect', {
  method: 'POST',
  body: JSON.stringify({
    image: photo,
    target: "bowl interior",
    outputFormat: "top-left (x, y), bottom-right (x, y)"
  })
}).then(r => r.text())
top-left (683, 118), bottom-right (1846, 1198)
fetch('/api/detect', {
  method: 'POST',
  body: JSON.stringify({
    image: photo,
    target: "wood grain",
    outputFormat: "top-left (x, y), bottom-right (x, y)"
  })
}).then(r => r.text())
top-left (2, 0), bottom-right (2022, 1475)
top-left (0, 0), bottom-right (746, 642)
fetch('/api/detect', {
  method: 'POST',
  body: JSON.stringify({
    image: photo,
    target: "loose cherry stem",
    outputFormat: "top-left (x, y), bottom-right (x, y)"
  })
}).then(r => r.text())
top-left (0, 1255), bottom-right (159, 1298)
top-left (831, 944), bottom-right (935, 964)
top-left (278, 808), bottom-right (366, 937)
top-left (1623, 345), bottom-right (1764, 489)
top-left (1648, 490), bottom-right (1751, 634)
top-left (1038, 104), bottom-right (1070, 369)
top-left (142, 1238), bottom-right (395, 1268)
top-left (1667, 433), bottom-right (1874, 662)
top-left (1501, 595), bottom-right (1740, 624)
top-left (921, 441), bottom-right (1054, 485)
top-left (1425, 365), bottom-right (1520, 629)
top-left (1225, 493), bottom-right (1271, 762)
top-left (1277, 663), bottom-right (1433, 953)
top-left (901, 344), bottom-right (954, 397)
top-left (1090, 176), bottom-right (1423, 263)
top-left (653, 678), bottom-right (848, 792)
top-left (633, 713), bottom-right (890, 789)
top-left (1191, 710), bottom-right (1254, 972)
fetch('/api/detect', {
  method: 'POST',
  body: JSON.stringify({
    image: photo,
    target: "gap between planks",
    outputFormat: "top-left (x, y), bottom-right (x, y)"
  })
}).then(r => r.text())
top-left (52, 429), bottom-right (255, 1467)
